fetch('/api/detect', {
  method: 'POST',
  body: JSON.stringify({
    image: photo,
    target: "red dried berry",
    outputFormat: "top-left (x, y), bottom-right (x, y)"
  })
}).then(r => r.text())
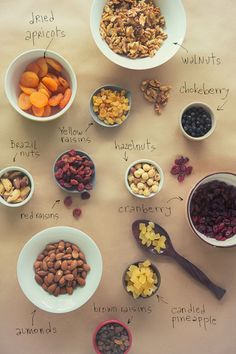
top-left (73, 208), bottom-right (82, 219)
top-left (68, 149), bottom-right (77, 157)
top-left (64, 196), bottom-right (73, 207)
top-left (81, 192), bottom-right (91, 200)
top-left (85, 183), bottom-right (93, 190)
top-left (70, 179), bottom-right (79, 186)
top-left (170, 165), bottom-right (180, 175)
top-left (177, 174), bottom-right (185, 182)
top-left (186, 166), bottom-right (193, 175)
top-left (78, 183), bottom-right (85, 192)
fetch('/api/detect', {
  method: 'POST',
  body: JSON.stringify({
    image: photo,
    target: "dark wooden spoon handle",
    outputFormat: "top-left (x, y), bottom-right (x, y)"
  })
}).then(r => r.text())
top-left (171, 250), bottom-right (226, 300)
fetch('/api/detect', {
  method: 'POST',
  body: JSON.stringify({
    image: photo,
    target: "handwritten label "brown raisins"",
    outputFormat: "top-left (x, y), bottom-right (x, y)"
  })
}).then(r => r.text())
top-left (24, 10), bottom-right (66, 46)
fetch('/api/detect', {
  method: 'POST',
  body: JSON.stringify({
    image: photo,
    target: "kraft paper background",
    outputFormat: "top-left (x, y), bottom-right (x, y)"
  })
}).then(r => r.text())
top-left (0, 1), bottom-right (236, 354)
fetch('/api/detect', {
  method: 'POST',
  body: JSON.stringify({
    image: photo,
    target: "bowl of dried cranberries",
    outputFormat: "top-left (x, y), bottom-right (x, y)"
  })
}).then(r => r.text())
top-left (187, 172), bottom-right (236, 247)
top-left (53, 149), bottom-right (95, 194)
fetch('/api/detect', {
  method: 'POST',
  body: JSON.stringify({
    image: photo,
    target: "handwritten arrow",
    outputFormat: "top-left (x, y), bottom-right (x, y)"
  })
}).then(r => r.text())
top-left (52, 199), bottom-right (60, 209)
top-left (13, 153), bottom-right (18, 162)
top-left (217, 100), bottom-right (228, 111)
top-left (173, 42), bottom-right (188, 53)
top-left (167, 196), bottom-right (183, 203)
top-left (123, 151), bottom-right (128, 162)
top-left (127, 316), bottom-right (133, 324)
top-left (31, 309), bottom-right (37, 326)
top-left (156, 295), bottom-right (168, 304)
top-left (44, 38), bottom-right (54, 58)
top-left (85, 122), bottom-right (94, 133)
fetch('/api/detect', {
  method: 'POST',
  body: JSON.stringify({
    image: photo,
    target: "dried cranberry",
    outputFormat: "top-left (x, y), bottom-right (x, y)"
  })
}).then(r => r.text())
top-left (81, 191), bottom-right (91, 200)
top-left (170, 166), bottom-right (180, 175)
top-left (73, 208), bottom-right (82, 219)
top-left (68, 149), bottom-right (77, 157)
top-left (64, 196), bottom-right (73, 207)
top-left (177, 174), bottom-right (185, 182)
top-left (77, 183), bottom-right (85, 192)
top-left (170, 155), bottom-right (192, 182)
top-left (185, 166), bottom-right (193, 175)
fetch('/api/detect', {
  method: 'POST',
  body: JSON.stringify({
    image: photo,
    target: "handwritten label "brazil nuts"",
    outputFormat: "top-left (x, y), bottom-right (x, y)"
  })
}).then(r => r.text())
top-left (10, 139), bottom-right (40, 160)
top-left (24, 10), bottom-right (66, 46)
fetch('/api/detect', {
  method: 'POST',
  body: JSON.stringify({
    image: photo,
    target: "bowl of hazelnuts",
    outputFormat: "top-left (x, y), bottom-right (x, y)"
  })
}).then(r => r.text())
top-left (125, 159), bottom-right (164, 199)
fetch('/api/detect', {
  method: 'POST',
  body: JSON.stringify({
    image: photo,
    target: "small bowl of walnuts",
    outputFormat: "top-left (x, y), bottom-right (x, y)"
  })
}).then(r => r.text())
top-left (125, 159), bottom-right (164, 198)
top-left (89, 85), bottom-right (131, 127)
top-left (0, 166), bottom-right (34, 207)
top-left (53, 149), bottom-right (95, 194)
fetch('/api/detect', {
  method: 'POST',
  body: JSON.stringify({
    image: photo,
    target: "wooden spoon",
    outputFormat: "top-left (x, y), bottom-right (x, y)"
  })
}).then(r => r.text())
top-left (132, 219), bottom-right (226, 300)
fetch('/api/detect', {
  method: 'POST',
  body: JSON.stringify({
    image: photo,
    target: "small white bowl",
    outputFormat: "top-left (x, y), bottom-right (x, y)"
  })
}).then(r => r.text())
top-left (187, 172), bottom-right (236, 248)
top-left (0, 166), bottom-right (34, 207)
top-left (17, 226), bottom-right (103, 313)
top-left (5, 49), bottom-right (77, 122)
top-left (125, 159), bottom-right (164, 199)
top-left (89, 85), bottom-right (131, 128)
top-left (90, 0), bottom-right (186, 70)
top-left (179, 102), bottom-right (216, 141)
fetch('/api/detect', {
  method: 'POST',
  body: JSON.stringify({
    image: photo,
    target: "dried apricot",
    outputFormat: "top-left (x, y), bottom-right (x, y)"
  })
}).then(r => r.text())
top-left (26, 62), bottom-right (40, 74)
top-left (58, 76), bottom-right (69, 89)
top-left (42, 77), bottom-right (58, 92)
top-left (20, 71), bottom-right (39, 88)
top-left (48, 93), bottom-right (63, 107)
top-left (30, 92), bottom-right (48, 108)
top-left (38, 82), bottom-right (51, 97)
top-left (43, 105), bottom-right (52, 117)
top-left (32, 105), bottom-right (44, 117)
top-left (18, 93), bottom-right (32, 110)
top-left (19, 84), bottom-right (36, 95)
top-left (36, 58), bottom-right (48, 78)
top-left (59, 88), bottom-right (72, 109)
top-left (46, 73), bottom-right (60, 85)
top-left (46, 58), bottom-right (62, 72)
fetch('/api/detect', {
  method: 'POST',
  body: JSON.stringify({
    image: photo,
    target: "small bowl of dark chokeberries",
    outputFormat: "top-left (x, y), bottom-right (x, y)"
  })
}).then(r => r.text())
top-left (179, 102), bottom-right (216, 141)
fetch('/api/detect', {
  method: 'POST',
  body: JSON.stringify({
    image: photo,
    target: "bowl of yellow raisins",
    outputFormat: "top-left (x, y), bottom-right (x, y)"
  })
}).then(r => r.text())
top-left (89, 85), bottom-right (131, 127)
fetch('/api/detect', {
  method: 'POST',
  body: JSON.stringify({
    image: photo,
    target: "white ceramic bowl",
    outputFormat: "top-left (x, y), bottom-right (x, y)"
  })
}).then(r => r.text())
top-left (187, 173), bottom-right (236, 247)
top-left (179, 102), bottom-right (216, 141)
top-left (125, 159), bottom-right (164, 199)
top-left (0, 166), bottom-right (34, 207)
top-left (89, 85), bottom-right (131, 128)
top-left (17, 226), bottom-right (103, 313)
top-left (5, 49), bottom-right (77, 122)
top-left (90, 0), bottom-right (186, 70)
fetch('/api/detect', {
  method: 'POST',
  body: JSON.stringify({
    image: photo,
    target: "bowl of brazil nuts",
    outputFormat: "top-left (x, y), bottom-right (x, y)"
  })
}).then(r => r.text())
top-left (125, 159), bottom-right (164, 198)
top-left (0, 166), bottom-right (34, 207)
top-left (17, 226), bottom-right (103, 313)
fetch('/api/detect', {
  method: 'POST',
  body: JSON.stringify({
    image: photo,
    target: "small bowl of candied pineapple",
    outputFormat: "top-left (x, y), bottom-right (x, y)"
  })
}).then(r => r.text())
top-left (89, 85), bottom-right (131, 127)
top-left (125, 159), bottom-right (164, 198)
top-left (123, 259), bottom-right (161, 299)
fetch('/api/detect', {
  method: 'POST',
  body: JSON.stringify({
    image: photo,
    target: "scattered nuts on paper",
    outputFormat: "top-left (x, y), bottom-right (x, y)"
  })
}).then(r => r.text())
top-left (140, 79), bottom-right (171, 114)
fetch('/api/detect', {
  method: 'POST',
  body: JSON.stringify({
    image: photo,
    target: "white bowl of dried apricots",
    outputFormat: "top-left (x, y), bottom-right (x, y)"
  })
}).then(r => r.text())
top-left (5, 49), bottom-right (77, 122)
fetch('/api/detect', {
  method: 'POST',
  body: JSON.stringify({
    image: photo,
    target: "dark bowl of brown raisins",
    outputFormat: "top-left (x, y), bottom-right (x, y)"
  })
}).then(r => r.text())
top-left (187, 172), bottom-right (236, 247)
top-left (53, 149), bottom-right (95, 194)
top-left (179, 102), bottom-right (216, 141)
top-left (93, 319), bottom-right (132, 354)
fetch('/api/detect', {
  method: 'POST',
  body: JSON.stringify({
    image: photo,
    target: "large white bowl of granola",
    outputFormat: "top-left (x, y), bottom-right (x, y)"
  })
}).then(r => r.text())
top-left (90, 0), bottom-right (186, 70)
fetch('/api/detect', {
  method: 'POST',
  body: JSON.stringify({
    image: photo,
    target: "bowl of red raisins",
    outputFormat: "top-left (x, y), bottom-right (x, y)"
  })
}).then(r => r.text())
top-left (187, 172), bottom-right (236, 247)
top-left (179, 102), bottom-right (216, 141)
top-left (53, 149), bottom-right (95, 194)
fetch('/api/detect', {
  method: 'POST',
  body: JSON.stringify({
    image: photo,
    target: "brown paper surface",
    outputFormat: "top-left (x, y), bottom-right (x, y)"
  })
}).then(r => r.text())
top-left (0, 1), bottom-right (236, 353)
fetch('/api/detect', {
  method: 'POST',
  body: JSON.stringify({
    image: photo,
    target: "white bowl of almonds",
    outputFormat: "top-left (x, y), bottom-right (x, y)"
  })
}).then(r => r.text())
top-left (125, 159), bottom-right (164, 198)
top-left (0, 166), bottom-right (34, 207)
top-left (89, 85), bottom-right (131, 127)
top-left (90, 0), bottom-right (186, 70)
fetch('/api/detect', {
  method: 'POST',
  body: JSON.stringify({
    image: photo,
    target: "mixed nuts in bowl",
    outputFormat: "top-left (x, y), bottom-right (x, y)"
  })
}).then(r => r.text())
top-left (90, 0), bottom-right (186, 70)
top-left (0, 166), bottom-right (34, 207)
top-left (53, 149), bottom-right (95, 194)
